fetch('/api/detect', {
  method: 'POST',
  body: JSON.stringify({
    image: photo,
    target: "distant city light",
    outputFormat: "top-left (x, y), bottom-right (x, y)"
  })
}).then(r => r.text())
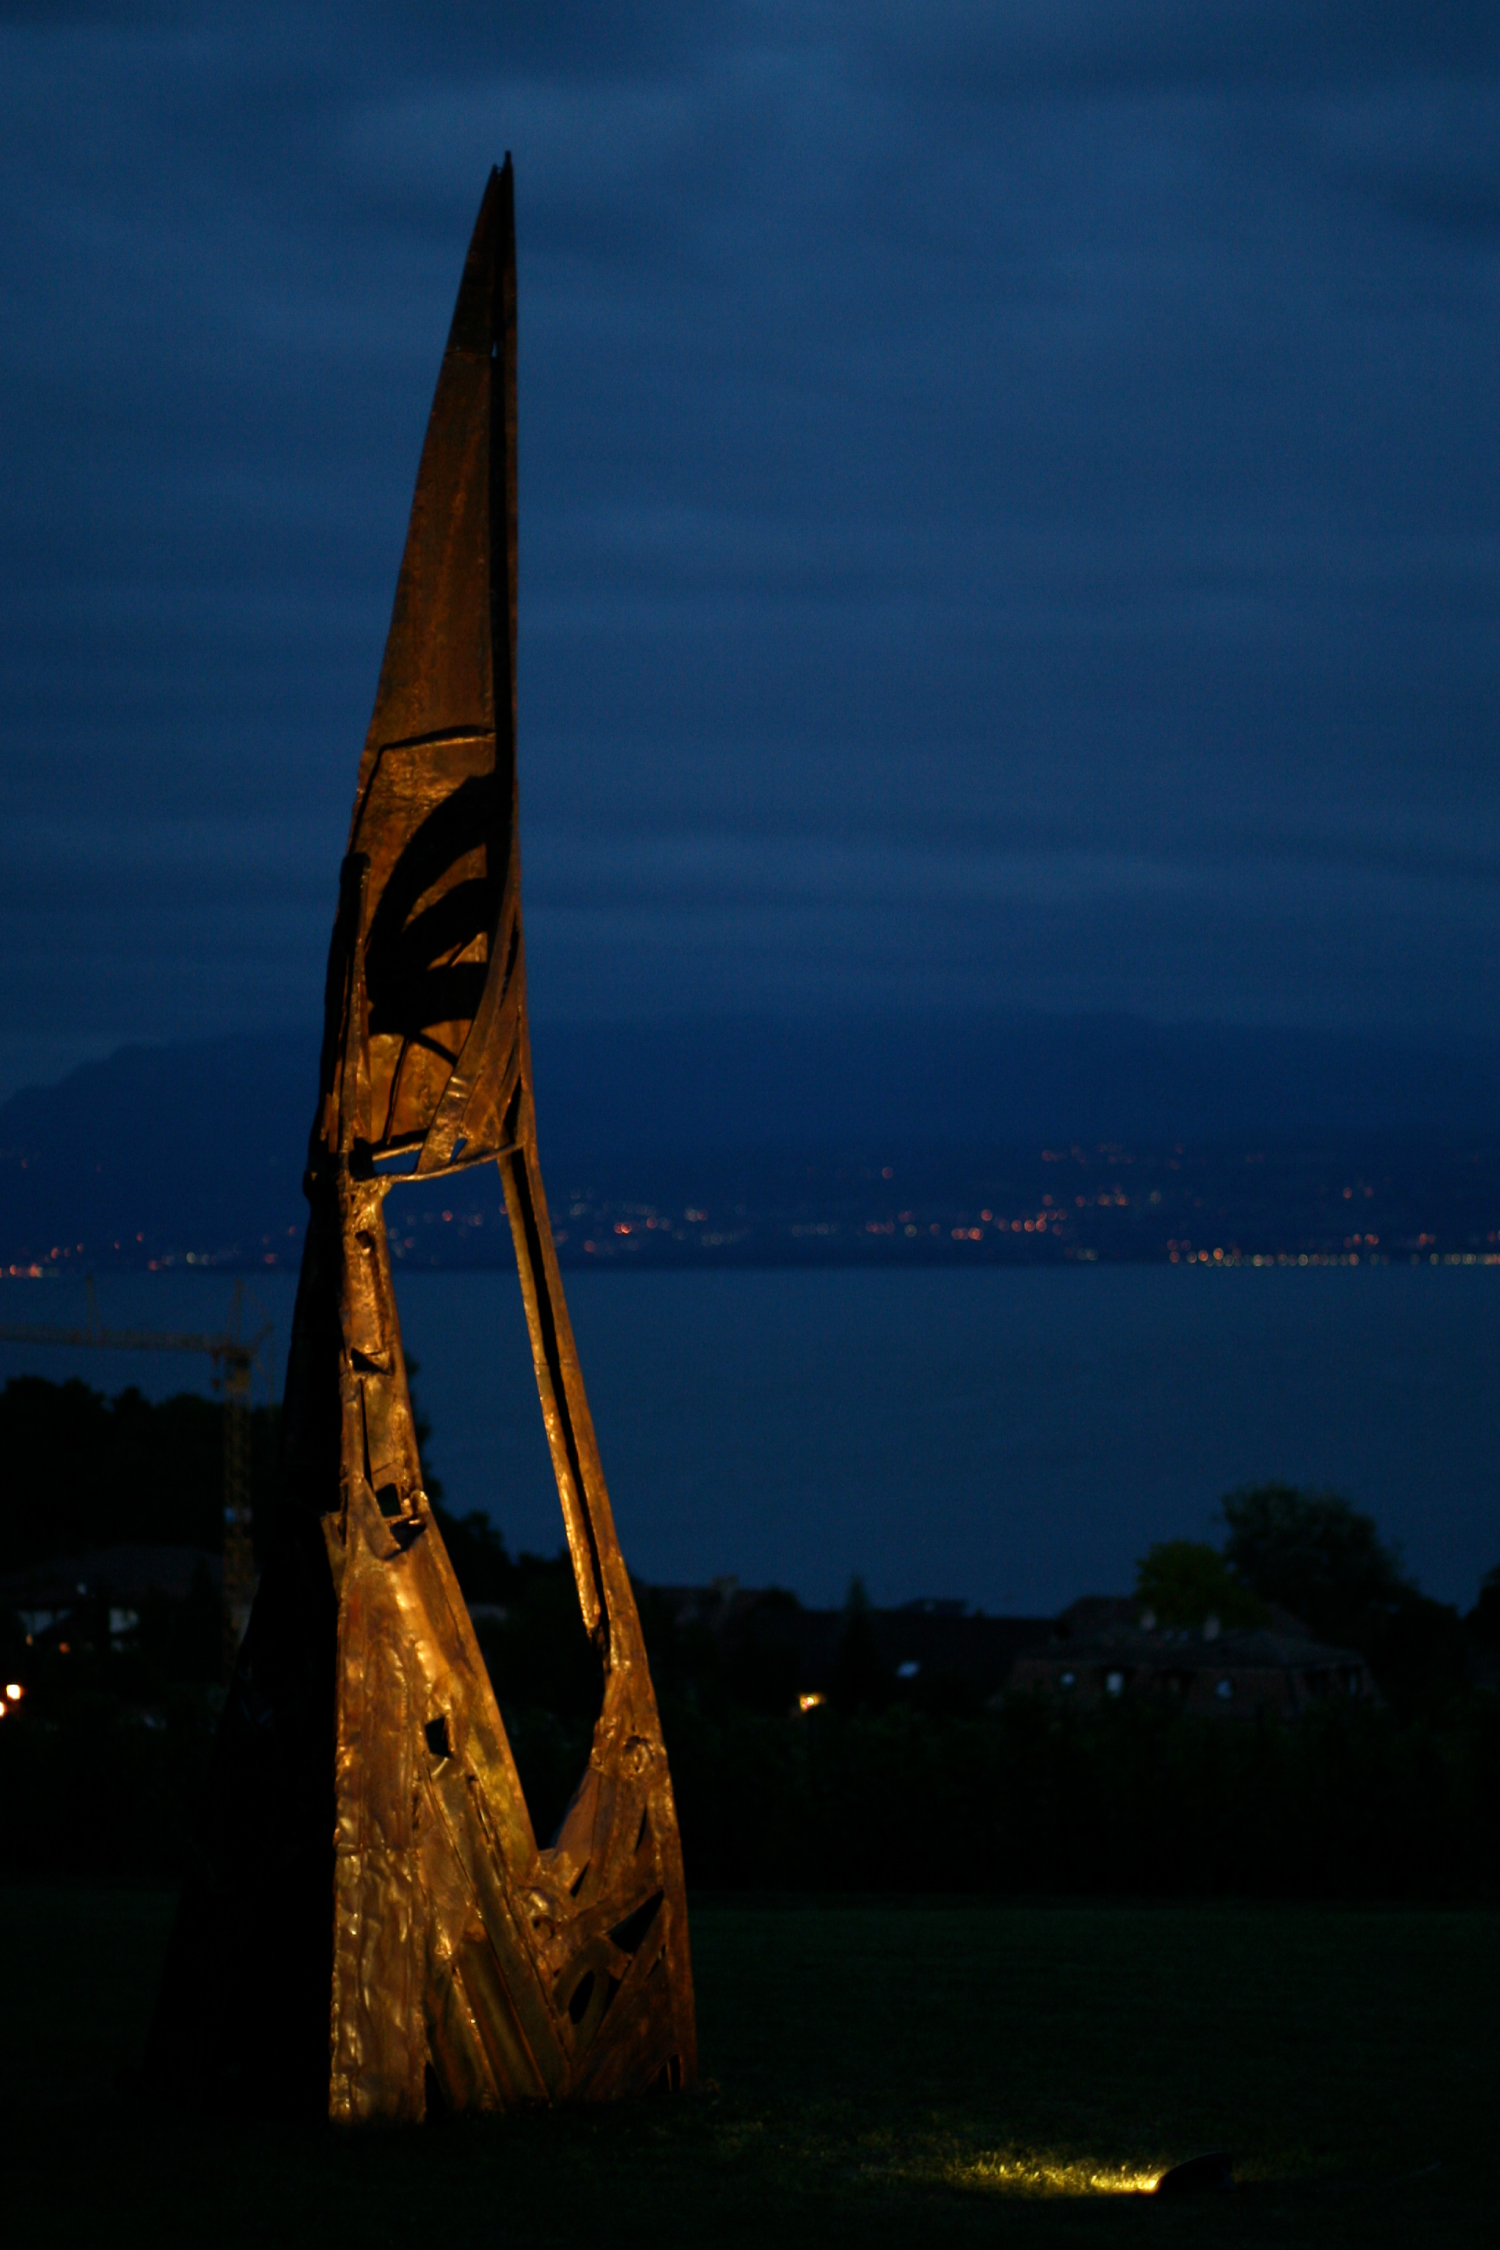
top-left (797, 1692), bottom-right (825, 1712)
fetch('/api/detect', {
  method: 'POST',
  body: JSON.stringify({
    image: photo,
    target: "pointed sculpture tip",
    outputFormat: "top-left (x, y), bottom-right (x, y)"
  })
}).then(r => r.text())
top-left (484, 155), bottom-right (515, 243)
top-left (442, 160), bottom-right (514, 358)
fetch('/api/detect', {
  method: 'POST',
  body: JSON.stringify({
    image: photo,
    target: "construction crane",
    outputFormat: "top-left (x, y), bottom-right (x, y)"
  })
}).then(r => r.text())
top-left (0, 1278), bottom-right (274, 1673)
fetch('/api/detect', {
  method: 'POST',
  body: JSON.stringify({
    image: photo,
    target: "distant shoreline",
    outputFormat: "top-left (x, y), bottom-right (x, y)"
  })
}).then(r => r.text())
top-left (7, 1244), bottom-right (1500, 1280)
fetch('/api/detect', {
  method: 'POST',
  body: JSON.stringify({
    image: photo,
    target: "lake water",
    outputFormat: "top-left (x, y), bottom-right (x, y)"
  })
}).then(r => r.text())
top-left (3, 1266), bottom-right (1497, 1613)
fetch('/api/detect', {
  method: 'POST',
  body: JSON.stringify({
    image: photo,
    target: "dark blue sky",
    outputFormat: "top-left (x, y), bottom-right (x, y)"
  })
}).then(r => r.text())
top-left (1, 1), bottom-right (1496, 1099)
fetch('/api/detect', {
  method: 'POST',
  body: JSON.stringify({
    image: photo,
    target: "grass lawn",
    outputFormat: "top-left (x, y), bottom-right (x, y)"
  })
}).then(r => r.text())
top-left (3, 1889), bottom-right (1495, 2247)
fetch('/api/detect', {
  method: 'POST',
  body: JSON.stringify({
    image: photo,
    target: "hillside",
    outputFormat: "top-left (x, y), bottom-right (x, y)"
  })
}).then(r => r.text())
top-left (2, 1014), bottom-right (1498, 1271)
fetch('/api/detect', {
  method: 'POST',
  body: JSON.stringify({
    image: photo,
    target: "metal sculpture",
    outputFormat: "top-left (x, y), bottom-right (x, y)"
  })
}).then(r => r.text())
top-left (147, 161), bottom-right (696, 2122)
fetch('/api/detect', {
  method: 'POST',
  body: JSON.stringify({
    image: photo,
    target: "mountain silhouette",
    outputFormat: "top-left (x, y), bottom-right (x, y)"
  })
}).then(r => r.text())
top-left (2, 1013), bottom-right (1497, 1267)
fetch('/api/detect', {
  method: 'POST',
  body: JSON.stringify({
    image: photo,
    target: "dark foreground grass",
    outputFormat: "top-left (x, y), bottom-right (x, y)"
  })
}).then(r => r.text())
top-left (3, 1890), bottom-right (1496, 2248)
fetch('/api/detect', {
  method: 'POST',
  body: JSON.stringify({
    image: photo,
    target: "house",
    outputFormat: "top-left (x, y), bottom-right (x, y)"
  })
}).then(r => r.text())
top-left (0, 1544), bottom-right (221, 1646)
top-left (1010, 1596), bottom-right (1375, 1718)
top-left (648, 1579), bottom-right (1053, 1703)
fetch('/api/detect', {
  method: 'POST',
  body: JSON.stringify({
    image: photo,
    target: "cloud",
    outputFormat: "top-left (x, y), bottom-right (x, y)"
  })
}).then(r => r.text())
top-left (0, 2), bottom-right (1495, 1095)
top-left (858, 1), bottom-right (1500, 99)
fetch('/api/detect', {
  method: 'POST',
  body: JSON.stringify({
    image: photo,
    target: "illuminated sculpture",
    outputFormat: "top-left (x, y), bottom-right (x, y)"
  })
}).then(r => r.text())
top-left (147, 162), bottom-right (696, 2121)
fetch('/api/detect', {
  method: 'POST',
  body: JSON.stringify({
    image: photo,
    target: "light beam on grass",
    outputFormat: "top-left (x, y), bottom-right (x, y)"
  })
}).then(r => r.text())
top-left (950, 2152), bottom-right (1163, 2197)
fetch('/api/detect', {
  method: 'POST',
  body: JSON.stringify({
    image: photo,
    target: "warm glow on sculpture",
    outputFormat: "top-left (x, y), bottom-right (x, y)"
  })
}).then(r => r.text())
top-left (146, 161), bottom-right (697, 2122)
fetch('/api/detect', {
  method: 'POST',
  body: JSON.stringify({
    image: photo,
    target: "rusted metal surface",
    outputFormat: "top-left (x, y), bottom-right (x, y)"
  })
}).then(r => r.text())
top-left (146, 161), bottom-right (696, 2121)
